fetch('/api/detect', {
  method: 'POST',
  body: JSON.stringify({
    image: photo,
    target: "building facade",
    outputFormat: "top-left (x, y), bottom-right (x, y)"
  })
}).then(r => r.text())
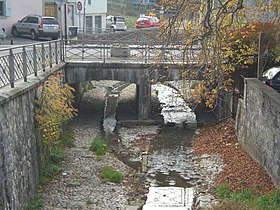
top-left (43, 0), bottom-right (107, 35)
top-left (0, 0), bottom-right (42, 35)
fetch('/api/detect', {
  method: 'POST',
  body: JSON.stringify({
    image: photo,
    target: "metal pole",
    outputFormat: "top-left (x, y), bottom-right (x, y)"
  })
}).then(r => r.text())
top-left (49, 42), bottom-right (53, 68)
top-left (83, 0), bottom-right (86, 35)
top-left (9, 49), bottom-right (15, 88)
top-left (33, 45), bottom-right (37, 77)
top-left (79, 11), bottom-right (81, 33)
top-left (64, 3), bottom-right (68, 43)
top-left (22, 47), bottom-right (27, 81)
top-left (42, 43), bottom-right (46, 71)
top-left (257, 32), bottom-right (265, 79)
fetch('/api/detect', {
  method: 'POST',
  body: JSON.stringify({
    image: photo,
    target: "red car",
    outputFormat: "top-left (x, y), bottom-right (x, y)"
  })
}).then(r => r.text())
top-left (136, 16), bottom-right (160, 29)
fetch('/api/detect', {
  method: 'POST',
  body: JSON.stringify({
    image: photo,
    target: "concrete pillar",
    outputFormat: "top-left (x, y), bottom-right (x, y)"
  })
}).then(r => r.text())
top-left (71, 82), bottom-right (85, 107)
top-left (137, 80), bottom-right (151, 120)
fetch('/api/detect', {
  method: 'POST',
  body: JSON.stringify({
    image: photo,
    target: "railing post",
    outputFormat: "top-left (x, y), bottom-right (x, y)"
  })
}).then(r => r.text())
top-left (82, 42), bottom-right (85, 61)
top-left (60, 39), bottom-right (64, 62)
top-left (33, 45), bottom-right (37, 77)
top-left (55, 41), bottom-right (58, 64)
top-left (9, 49), bottom-right (15, 88)
top-left (49, 42), bottom-right (53, 68)
top-left (103, 43), bottom-right (105, 63)
top-left (42, 43), bottom-right (46, 72)
top-left (23, 47), bottom-right (27, 81)
top-left (145, 44), bottom-right (148, 64)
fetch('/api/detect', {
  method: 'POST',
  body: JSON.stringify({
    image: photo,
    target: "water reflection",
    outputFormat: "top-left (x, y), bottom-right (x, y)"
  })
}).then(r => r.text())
top-left (152, 83), bottom-right (196, 126)
top-left (146, 127), bottom-right (199, 188)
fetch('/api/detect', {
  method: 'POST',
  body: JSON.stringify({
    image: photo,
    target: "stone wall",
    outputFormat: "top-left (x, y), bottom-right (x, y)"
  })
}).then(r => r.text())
top-left (236, 78), bottom-right (280, 187)
top-left (0, 63), bottom-right (65, 209)
top-left (0, 90), bottom-right (38, 210)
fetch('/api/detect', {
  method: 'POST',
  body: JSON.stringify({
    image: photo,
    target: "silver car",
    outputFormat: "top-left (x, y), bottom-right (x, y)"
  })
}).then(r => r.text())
top-left (11, 15), bottom-right (60, 40)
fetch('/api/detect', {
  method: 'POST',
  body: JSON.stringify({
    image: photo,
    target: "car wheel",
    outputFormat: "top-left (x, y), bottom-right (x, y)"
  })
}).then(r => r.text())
top-left (110, 27), bottom-right (115, 33)
top-left (30, 30), bottom-right (37, 40)
top-left (11, 27), bottom-right (19, 37)
top-left (51, 36), bottom-right (59, 40)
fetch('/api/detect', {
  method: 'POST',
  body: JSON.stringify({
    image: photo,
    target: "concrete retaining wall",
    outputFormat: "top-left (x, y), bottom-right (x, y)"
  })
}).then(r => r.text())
top-left (236, 78), bottom-right (280, 187)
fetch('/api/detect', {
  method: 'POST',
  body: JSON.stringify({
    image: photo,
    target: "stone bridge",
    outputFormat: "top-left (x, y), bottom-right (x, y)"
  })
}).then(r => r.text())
top-left (65, 62), bottom-right (199, 119)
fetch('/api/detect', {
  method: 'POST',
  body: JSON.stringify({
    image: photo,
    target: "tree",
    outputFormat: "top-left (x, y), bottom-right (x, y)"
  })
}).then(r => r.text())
top-left (157, 0), bottom-right (280, 109)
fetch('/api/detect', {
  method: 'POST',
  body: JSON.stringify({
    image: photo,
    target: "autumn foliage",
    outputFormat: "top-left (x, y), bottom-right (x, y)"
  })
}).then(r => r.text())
top-left (35, 74), bottom-right (77, 145)
top-left (158, 0), bottom-right (280, 108)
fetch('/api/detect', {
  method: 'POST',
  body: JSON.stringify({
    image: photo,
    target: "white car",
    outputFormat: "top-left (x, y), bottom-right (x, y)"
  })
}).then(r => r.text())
top-left (106, 15), bottom-right (127, 32)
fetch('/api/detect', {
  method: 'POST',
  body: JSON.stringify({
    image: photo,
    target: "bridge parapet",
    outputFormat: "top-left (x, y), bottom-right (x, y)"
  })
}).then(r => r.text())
top-left (65, 40), bottom-right (200, 64)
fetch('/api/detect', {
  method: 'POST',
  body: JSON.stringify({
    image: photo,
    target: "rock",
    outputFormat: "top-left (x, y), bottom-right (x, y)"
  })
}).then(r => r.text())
top-left (195, 195), bottom-right (214, 210)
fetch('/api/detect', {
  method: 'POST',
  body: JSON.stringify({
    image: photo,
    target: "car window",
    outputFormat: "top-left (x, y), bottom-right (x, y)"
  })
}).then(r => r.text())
top-left (273, 73), bottom-right (280, 81)
top-left (42, 18), bottom-right (59, 25)
top-left (30, 17), bottom-right (38, 24)
top-left (21, 17), bottom-right (29, 23)
top-left (115, 17), bottom-right (125, 22)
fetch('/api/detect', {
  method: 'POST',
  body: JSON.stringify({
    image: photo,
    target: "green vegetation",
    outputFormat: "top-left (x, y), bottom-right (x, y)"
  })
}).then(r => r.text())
top-left (40, 145), bottom-right (63, 186)
top-left (112, 43), bottom-right (129, 47)
top-left (49, 146), bottom-right (64, 164)
top-left (90, 137), bottom-right (108, 156)
top-left (124, 16), bottom-right (137, 28)
top-left (84, 82), bottom-right (96, 93)
top-left (61, 129), bottom-right (75, 147)
top-left (213, 184), bottom-right (280, 210)
top-left (27, 194), bottom-right (43, 210)
top-left (100, 166), bottom-right (123, 183)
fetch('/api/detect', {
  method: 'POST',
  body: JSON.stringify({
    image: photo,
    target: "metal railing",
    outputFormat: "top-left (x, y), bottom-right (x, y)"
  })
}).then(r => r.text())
top-left (0, 40), bottom-right (62, 88)
top-left (0, 30), bottom-right (200, 88)
top-left (64, 40), bottom-right (193, 64)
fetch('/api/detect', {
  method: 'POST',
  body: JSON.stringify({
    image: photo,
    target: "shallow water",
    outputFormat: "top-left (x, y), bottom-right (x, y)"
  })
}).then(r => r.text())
top-left (146, 126), bottom-right (199, 188)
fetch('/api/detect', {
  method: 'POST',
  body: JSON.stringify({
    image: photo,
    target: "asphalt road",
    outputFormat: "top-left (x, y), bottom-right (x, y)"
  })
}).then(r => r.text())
top-left (1, 35), bottom-right (51, 46)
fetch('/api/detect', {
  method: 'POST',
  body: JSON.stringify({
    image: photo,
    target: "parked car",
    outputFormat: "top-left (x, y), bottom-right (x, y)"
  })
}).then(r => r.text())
top-left (262, 66), bottom-right (280, 92)
top-left (136, 16), bottom-right (160, 29)
top-left (11, 15), bottom-right (60, 40)
top-left (0, 27), bottom-right (6, 41)
top-left (106, 15), bottom-right (127, 32)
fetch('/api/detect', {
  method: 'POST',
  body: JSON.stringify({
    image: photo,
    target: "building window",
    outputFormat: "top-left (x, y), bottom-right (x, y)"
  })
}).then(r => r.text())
top-left (0, 1), bottom-right (5, 16)
top-left (88, 0), bottom-right (91, 5)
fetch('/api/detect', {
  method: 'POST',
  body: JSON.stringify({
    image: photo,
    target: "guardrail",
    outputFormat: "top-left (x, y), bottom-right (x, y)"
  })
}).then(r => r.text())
top-left (0, 40), bottom-right (62, 88)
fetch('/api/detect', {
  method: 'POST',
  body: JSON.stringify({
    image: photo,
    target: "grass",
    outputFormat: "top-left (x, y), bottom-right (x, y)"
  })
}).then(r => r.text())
top-left (89, 137), bottom-right (107, 156)
top-left (61, 129), bottom-right (75, 147)
top-left (100, 166), bottom-right (123, 183)
top-left (49, 146), bottom-right (64, 164)
top-left (124, 16), bottom-right (138, 28)
top-left (40, 145), bottom-right (64, 186)
top-left (84, 82), bottom-right (96, 93)
top-left (212, 184), bottom-right (280, 210)
top-left (27, 194), bottom-right (43, 210)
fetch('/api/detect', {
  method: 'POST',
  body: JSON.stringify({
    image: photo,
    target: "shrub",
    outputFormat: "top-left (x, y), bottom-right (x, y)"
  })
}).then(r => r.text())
top-left (27, 194), bottom-right (43, 210)
top-left (43, 161), bottom-right (60, 178)
top-left (61, 129), bottom-right (75, 147)
top-left (84, 82), bottom-right (96, 93)
top-left (49, 146), bottom-right (64, 164)
top-left (100, 166), bottom-right (123, 183)
top-left (90, 137), bottom-right (107, 156)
